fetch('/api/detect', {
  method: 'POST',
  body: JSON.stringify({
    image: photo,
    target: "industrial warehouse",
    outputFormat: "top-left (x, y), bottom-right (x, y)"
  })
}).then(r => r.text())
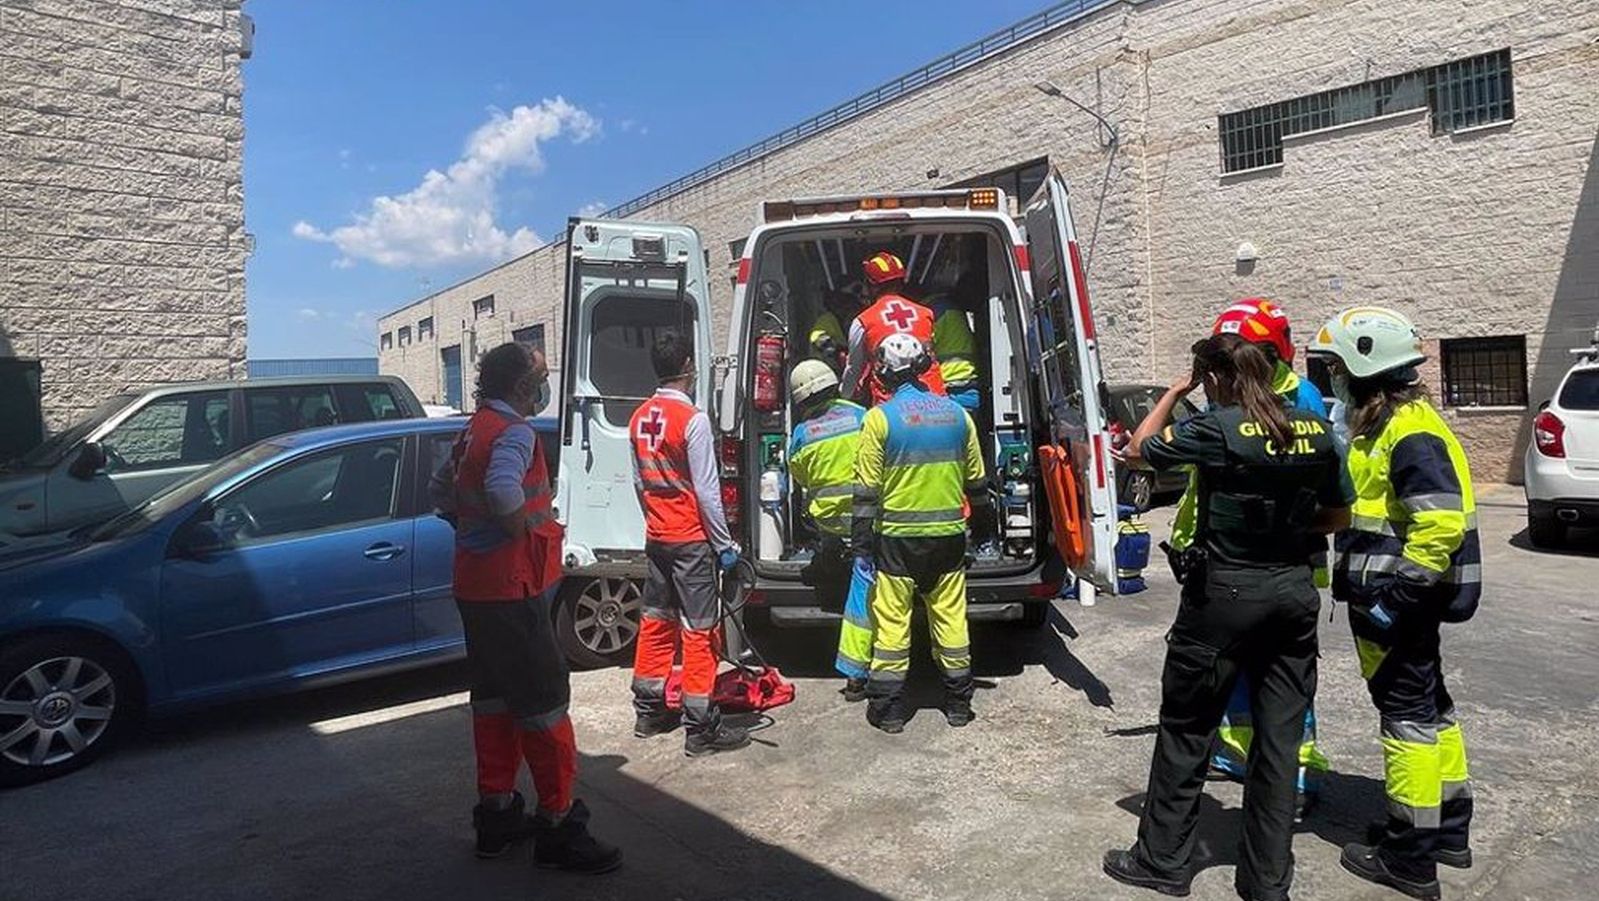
top-left (377, 0), bottom-right (1599, 482)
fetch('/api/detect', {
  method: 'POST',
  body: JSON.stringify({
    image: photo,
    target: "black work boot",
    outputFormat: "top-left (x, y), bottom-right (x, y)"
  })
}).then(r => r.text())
top-left (533, 799), bottom-right (623, 874)
top-left (1102, 848), bottom-right (1191, 897)
top-left (944, 694), bottom-right (976, 727)
top-left (1366, 822), bottom-right (1472, 869)
top-left (683, 722), bottom-right (751, 758)
top-left (865, 692), bottom-right (906, 734)
top-left (472, 791), bottom-right (534, 859)
top-left (633, 709), bottom-right (681, 738)
top-left (841, 678), bottom-right (868, 703)
top-left (1340, 843), bottom-right (1440, 900)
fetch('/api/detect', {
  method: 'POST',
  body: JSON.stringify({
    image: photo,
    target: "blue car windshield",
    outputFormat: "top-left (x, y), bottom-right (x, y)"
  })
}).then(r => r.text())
top-left (88, 443), bottom-right (283, 541)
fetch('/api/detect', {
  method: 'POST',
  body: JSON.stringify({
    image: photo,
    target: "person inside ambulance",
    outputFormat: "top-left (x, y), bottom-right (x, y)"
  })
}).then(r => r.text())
top-left (627, 330), bottom-right (752, 758)
top-left (853, 334), bottom-right (987, 733)
top-left (1308, 307), bottom-right (1479, 901)
top-left (841, 252), bottom-right (947, 406)
top-left (930, 270), bottom-right (984, 413)
top-left (808, 281), bottom-right (863, 375)
top-left (1175, 299), bottom-right (1333, 818)
top-left (1104, 333), bottom-right (1350, 901)
top-left (785, 360), bottom-right (873, 701)
top-left (429, 343), bottom-right (621, 874)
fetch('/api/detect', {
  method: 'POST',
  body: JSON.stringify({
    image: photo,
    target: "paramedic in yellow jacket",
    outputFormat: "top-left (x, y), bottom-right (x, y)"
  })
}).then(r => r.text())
top-left (785, 360), bottom-right (872, 701)
top-left (1308, 306), bottom-right (1479, 901)
top-left (852, 334), bottom-right (988, 733)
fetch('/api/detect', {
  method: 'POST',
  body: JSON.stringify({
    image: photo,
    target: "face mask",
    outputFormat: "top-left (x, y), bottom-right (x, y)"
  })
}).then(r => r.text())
top-left (1330, 372), bottom-right (1354, 406)
top-left (529, 378), bottom-right (551, 416)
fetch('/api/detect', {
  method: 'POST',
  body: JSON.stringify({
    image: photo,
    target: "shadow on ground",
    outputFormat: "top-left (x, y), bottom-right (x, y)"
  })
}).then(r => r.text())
top-left (9, 665), bottom-right (886, 901)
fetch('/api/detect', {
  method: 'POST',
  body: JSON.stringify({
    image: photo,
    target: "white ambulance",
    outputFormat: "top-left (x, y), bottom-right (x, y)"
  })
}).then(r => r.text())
top-left (553, 172), bottom-right (1118, 660)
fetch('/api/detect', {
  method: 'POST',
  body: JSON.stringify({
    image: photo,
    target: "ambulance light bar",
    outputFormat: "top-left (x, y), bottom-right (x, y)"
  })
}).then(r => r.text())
top-left (763, 188), bottom-right (1004, 222)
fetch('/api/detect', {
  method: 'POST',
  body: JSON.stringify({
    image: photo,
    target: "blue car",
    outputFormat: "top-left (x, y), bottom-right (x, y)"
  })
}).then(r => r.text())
top-left (0, 415), bottom-right (572, 786)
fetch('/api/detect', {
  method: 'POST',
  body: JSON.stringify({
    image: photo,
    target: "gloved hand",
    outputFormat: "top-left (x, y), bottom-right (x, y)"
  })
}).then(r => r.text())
top-left (718, 547), bottom-right (742, 571)
top-left (853, 555), bottom-right (875, 578)
top-left (1361, 600), bottom-right (1396, 631)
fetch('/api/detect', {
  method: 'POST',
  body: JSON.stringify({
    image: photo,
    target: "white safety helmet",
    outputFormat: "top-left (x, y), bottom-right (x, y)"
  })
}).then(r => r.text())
top-left (788, 359), bottom-right (839, 407)
top-left (1308, 306), bottom-right (1426, 379)
top-left (876, 333), bottom-right (932, 379)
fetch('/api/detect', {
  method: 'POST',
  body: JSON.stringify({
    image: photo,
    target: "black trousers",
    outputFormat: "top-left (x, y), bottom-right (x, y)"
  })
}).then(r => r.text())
top-left (1351, 608), bottom-right (1473, 881)
top-left (1134, 564), bottom-right (1320, 901)
top-left (456, 594), bottom-right (572, 726)
top-left (803, 535), bottom-right (853, 613)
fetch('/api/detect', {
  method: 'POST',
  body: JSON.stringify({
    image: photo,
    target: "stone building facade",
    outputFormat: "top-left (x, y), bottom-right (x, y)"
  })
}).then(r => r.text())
top-left (0, 0), bottom-right (250, 433)
top-left (379, 0), bottom-right (1599, 481)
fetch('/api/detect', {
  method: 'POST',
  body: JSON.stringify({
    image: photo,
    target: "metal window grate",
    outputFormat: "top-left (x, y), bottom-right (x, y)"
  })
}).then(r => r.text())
top-left (603, 0), bottom-right (1116, 220)
top-left (1441, 335), bottom-right (1527, 408)
top-left (1220, 49), bottom-right (1512, 173)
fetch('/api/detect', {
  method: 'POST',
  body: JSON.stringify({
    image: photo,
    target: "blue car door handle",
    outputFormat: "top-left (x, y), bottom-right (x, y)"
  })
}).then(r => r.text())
top-left (363, 542), bottom-right (406, 561)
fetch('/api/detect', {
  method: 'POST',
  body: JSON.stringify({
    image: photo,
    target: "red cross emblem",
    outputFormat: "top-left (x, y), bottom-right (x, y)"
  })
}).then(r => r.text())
top-left (637, 406), bottom-right (666, 452)
top-left (881, 300), bottom-right (918, 332)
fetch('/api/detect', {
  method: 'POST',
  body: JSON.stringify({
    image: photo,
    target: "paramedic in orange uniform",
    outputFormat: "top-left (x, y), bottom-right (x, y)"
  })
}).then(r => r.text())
top-left (628, 330), bottom-right (752, 757)
top-left (841, 251), bottom-right (948, 406)
top-left (430, 343), bottom-right (621, 873)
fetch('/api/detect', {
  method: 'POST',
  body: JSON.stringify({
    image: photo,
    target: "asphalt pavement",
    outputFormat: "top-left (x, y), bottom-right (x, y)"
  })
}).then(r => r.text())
top-left (4, 486), bottom-right (1597, 901)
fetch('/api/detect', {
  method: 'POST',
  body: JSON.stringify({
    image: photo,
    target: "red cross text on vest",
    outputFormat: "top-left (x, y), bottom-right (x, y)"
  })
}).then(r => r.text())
top-left (882, 300), bottom-right (918, 332)
top-left (638, 406), bottom-right (666, 452)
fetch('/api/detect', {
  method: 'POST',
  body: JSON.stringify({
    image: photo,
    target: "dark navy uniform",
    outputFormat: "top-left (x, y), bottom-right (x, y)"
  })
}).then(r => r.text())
top-left (1132, 403), bottom-right (1352, 899)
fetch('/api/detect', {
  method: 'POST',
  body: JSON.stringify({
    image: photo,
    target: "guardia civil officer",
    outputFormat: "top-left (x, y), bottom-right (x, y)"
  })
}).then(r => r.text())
top-left (1104, 333), bottom-right (1352, 901)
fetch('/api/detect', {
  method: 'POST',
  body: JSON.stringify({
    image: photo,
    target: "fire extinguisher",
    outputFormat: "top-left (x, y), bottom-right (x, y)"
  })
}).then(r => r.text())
top-left (753, 333), bottom-right (785, 412)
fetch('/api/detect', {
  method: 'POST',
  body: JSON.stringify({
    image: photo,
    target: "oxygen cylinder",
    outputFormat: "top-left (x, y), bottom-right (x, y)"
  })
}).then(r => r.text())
top-left (753, 333), bottom-right (785, 412)
top-left (757, 462), bottom-right (784, 560)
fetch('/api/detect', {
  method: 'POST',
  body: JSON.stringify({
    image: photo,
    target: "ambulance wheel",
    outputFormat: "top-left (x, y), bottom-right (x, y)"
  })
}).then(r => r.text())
top-left (1118, 469), bottom-right (1154, 512)
top-left (554, 578), bottom-right (642, 670)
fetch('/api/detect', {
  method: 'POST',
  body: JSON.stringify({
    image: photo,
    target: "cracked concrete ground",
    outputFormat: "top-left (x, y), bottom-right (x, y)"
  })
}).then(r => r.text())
top-left (5, 486), bottom-right (1597, 900)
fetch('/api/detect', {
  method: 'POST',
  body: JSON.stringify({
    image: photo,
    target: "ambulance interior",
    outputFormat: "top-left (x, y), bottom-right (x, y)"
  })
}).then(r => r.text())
top-left (741, 222), bottom-right (1045, 578)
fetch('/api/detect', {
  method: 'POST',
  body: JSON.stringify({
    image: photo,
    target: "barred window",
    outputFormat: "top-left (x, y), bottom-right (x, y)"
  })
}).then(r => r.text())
top-left (1441, 335), bottom-right (1527, 408)
top-left (473, 295), bottom-right (495, 318)
top-left (1220, 49), bottom-right (1513, 173)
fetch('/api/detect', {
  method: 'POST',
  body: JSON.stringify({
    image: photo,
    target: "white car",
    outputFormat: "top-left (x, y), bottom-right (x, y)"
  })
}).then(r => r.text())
top-left (1524, 339), bottom-right (1599, 547)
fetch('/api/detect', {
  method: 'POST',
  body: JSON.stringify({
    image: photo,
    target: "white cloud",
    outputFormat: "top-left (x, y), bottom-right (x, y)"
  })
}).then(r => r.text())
top-left (294, 97), bottom-right (599, 269)
top-left (576, 200), bottom-right (610, 219)
top-left (296, 307), bottom-right (323, 321)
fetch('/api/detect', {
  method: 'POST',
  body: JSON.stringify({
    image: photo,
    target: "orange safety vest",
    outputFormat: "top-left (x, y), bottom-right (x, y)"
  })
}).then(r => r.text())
top-left (449, 407), bottom-right (563, 601)
top-left (630, 392), bottom-right (708, 544)
top-left (856, 293), bottom-right (947, 405)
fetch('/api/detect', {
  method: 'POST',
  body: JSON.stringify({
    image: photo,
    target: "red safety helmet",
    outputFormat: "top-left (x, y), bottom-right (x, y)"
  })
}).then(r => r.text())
top-left (1213, 297), bottom-right (1295, 364)
top-left (862, 251), bottom-right (907, 286)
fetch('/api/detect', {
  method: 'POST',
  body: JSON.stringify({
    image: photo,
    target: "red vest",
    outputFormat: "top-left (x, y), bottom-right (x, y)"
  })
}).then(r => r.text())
top-left (629, 392), bottom-right (707, 544)
top-left (856, 293), bottom-right (947, 405)
top-left (449, 407), bottom-right (563, 602)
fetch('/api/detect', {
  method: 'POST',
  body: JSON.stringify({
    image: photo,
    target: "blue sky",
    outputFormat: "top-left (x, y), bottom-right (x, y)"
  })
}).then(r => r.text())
top-left (244, 0), bottom-right (1051, 358)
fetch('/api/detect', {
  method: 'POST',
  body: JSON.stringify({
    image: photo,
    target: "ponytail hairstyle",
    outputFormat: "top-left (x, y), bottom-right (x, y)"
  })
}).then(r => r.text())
top-left (1191, 333), bottom-right (1294, 447)
top-left (1346, 372), bottom-right (1428, 439)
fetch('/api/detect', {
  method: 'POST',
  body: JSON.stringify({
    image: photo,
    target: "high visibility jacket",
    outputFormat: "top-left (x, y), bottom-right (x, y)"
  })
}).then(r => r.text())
top-left (629, 392), bottom-right (706, 544)
top-left (1334, 399), bottom-right (1481, 622)
top-left (854, 293), bottom-right (946, 404)
top-left (930, 301), bottom-right (979, 388)
top-left (853, 382), bottom-right (984, 544)
top-left (450, 407), bottom-right (562, 601)
top-left (788, 399), bottom-right (866, 537)
top-left (809, 311), bottom-right (846, 357)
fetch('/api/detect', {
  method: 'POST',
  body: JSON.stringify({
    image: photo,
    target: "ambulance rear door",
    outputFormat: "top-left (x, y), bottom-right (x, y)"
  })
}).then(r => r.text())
top-left (558, 219), bottom-right (713, 574)
top-left (1020, 171), bottom-right (1119, 596)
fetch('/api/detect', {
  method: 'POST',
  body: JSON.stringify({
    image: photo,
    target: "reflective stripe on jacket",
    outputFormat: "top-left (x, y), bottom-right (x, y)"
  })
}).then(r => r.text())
top-left (853, 382), bottom-right (985, 542)
top-left (1333, 399), bottom-right (1481, 618)
top-left (930, 302), bottom-right (979, 387)
top-left (629, 392), bottom-right (707, 543)
top-left (789, 399), bottom-right (866, 536)
top-left (451, 406), bottom-right (562, 601)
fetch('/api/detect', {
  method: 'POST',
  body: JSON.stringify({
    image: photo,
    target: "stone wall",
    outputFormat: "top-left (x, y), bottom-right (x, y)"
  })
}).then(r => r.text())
top-left (380, 0), bottom-right (1599, 481)
top-left (0, 0), bottom-right (249, 431)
